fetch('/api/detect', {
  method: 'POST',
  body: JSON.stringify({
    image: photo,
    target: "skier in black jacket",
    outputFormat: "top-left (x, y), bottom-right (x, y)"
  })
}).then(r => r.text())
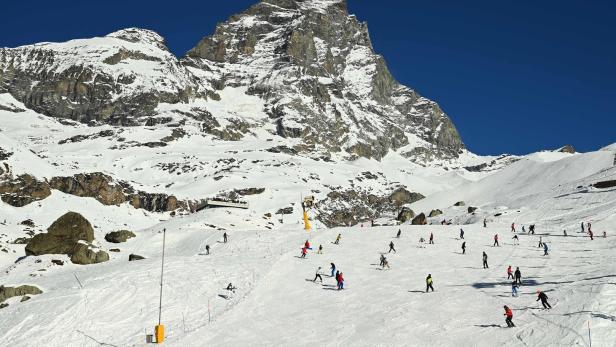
top-left (537, 291), bottom-right (552, 309)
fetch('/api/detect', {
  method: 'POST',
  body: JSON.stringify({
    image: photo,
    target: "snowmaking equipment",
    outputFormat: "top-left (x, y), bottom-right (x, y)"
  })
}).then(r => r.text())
top-left (302, 196), bottom-right (314, 231)
top-left (154, 228), bottom-right (166, 343)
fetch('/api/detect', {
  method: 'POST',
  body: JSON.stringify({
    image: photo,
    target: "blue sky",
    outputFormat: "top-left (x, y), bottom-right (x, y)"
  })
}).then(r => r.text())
top-left (1, 1), bottom-right (614, 155)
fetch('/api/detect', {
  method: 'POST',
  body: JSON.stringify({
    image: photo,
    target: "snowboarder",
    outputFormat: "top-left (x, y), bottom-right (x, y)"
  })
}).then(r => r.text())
top-left (334, 234), bottom-right (341, 244)
top-left (507, 265), bottom-right (513, 280)
top-left (460, 228), bottom-right (465, 239)
top-left (543, 242), bottom-right (549, 256)
top-left (205, 244), bottom-right (210, 255)
top-left (223, 232), bottom-right (228, 243)
top-left (504, 305), bottom-right (515, 327)
top-left (493, 234), bottom-right (499, 247)
top-left (313, 267), bottom-right (323, 283)
top-left (511, 223), bottom-right (516, 232)
top-left (396, 229), bottom-right (401, 238)
top-left (511, 281), bottom-right (519, 297)
top-left (429, 233), bottom-right (434, 245)
top-left (514, 267), bottom-right (522, 285)
top-left (426, 274), bottom-right (434, 292)
top-left (300, 247), bottom-right (307, 258)
top-left (483, 219), bottom-right (487, 228)
top-left (512, 235), bottom-right (519, 245)
top-left (226, 283), bottom-right (236, 293)
top-left (461, 241), bottom-right (466, 254)
top-left (536, 290), bottom-right (552, 309)
top-left (538, 236), bottom-right (543, 248)
top-left (317, 244), bottom-right (323, 254)
top-left (482, 252), bottom-right (489, 269)
top-left (388, 241), bottom-right (396, 253)
top-left (330, 263), bottom-right (336, 277)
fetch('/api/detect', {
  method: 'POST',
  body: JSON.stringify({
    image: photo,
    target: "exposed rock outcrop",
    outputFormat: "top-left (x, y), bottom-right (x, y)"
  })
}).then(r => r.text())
top-left (0, 174), bottom-right (51, 207)
top-left (411, 213), bottom-right (427, 225)
top-left (428, 209), bottom-right (443, 217)
top-left (396, 207), bottom-right (415, 223)
top-left (105, 230), bottom-right (136, 243)
top-left (0, 285), bottom-right (43, 303)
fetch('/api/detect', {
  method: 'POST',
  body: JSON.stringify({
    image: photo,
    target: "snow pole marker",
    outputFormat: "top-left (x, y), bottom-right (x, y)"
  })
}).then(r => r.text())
top-left (588, 320), bottom-right (592, 347)
top-left (155, 228), bottom-right (166, 344)
top-left (73, 273), bottom-right (84, 289)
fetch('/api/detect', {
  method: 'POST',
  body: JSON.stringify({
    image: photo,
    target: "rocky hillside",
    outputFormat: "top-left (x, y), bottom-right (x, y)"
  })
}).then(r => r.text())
top-left (0, 0), bottom-right (463, 160)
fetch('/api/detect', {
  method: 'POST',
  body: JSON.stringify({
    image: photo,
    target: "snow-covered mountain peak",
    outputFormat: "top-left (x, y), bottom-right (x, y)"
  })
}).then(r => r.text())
top-left (105, 27), bottom-right (170, 51)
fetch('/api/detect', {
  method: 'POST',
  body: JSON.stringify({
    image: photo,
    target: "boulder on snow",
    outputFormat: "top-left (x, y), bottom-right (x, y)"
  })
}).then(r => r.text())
top-left (467, 206), bottom-right (478, 213)
top-left (428, 209), bottom-right (443, 217)
top-left (0, 303), bottom-right (7, 309)
top-left (109, 248), bottom-right (121, 252)
top-left (453, 201), bottom-right (465, 207)
top-left (129, 254), bottom-right (145, 261)
top-left (104, 230), bottom-right (136, 243)
top-left (51, 259), bottom-right (64, 266)
top-left (411, 213), bottom-right (427, 225)
top-left (0, 285), bottom-right (42, 303)
top-left (20, 296), bottom-right (31, 302)
top-left (388, 188), bottom-right (425, 206)
top-left (25, 212), bottom-right (108, 265)
top-left (396, 207), bottom-right (415, 223)
top-left (276, 206), bottom-right (294, 215)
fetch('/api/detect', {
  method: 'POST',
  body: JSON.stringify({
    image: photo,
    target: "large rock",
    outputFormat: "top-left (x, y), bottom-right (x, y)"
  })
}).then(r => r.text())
top-left (0, 174), bottom-right (51, 207)
top-left (428, 209), bottom-right (443, 217)
top-left (453, 201), bottom-right (465, 207)
top-left (467, 206), bottom-right (478, 213)
top-left (411, 213), bottom-right (427, 225)
top-left (388, 188), bottom-right (425, 206)
top-left (105, 230), bottom-right (136, 243)
top-left (25, 212), bottom-right (108, 265)
top-left (0, 285), bottom-right (42, 303)
top-left (129, 254), bottom-right (145, 261)
top-left (396, 207), bottom-right (415, 223)
top-left (49, 173), bottom-right (126, 205)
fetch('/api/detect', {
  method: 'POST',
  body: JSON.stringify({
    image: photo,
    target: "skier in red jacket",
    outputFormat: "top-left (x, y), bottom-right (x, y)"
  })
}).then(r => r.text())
top-left (504, 305), bottom-right (515, 327)
top-left (304, 240), bottom-right (311, 249)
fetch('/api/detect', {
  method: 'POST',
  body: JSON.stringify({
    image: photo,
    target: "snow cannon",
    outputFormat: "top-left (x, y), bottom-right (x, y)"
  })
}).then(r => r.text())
top-left (302, 196), bottom-right (314, 231)
top-left (155, 324), bottom-right (165, 343)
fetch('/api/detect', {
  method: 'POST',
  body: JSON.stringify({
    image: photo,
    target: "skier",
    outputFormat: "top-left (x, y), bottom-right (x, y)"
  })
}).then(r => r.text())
top-left (426, 274), bottom-right (434, 292)
top-left (543, 242), bottom-right (549, 256)
top-left (223, 232), bottom-right (228, 243)
top-left (588, 222), bottom-right (592, 233)
top-left (313, 267), bottom-right (323, 283)
top-left (493, 234), bottom-right (499, 247)
top-left (589, 230), bottom-right (594, 240)
top-left (382, 257), bottom-right (390, 270)
top-left (330, 263), bottom-right (336, 277)
top-left (511, 223), bottom-right (516, 232)
top-left (300, 247), bottom-right (307, 258)
top-left (334, 234), bottom-right (341, 244)
top-left (226, 283), bottom-right (236, 293)
top-left (511, 281), bottom-right (519, 297)
top-left (304, 240), bottom-right (311, 250)
top-left (514, 267), bottom-right (522, 285)
top-left (483, 219), bottom-right (487, 228)
top-left (482, 252), bottom-right (489, 269)
top-left (388, 241), bottom-right (396, 253)
top-left (522, 225), bottom-right (526, 233)
top-left (380, 254), bottom-right (386, 267)
top-left (337, 272), bottom-right (345, 290)
top-left (529, 224), bottom-right (535, 234)
top-left (603, 231), bottom-right (607, 238)
top-left (459, 228), bottom-right (465, 239)
top-left (563, 230), bottom-right (567, 237)
top-left (538, 236), bottom-right (543, 248)
top-left (205, 244), bottom-right (210, 255)
top-left (512, 235), bottom-right (519, 245)
top-left (581, 222), bottom-right (585, 233)
top-left (429, 233), bottom-right (434, 245)
top-left (504, 306), bottom-right (515, 327)
top-left (536, 290), bottom-right (552, 309)
top-left (396, 229), bottom-right (401, 238)
top-left (461, 241), bottom-right (466, 254)
top-left (507, 265), bottom-right (513, 280)
top-left (317, 244), bottom-right (323, 254)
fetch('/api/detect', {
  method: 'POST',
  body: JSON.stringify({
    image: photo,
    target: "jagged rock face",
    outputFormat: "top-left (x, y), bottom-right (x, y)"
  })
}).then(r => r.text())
top-left (50, 173), bottom-right (127, 205)
top-left (185, 0), bottom-right (464, 159)
top-left (0, 174), bottom-right (51, 207)
top-left (0, 1), bottom-right (464, 160)
top-left (0, 28), bottom-right (204, 125)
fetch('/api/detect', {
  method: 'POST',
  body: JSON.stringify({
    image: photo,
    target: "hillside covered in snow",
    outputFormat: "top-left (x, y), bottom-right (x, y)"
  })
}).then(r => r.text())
top-left (1, 0), bottom-right (616, 346)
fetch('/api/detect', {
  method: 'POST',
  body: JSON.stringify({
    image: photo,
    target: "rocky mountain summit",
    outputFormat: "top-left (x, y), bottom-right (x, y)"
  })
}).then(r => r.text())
top-left (0, 0), bottom-right (463, 160)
